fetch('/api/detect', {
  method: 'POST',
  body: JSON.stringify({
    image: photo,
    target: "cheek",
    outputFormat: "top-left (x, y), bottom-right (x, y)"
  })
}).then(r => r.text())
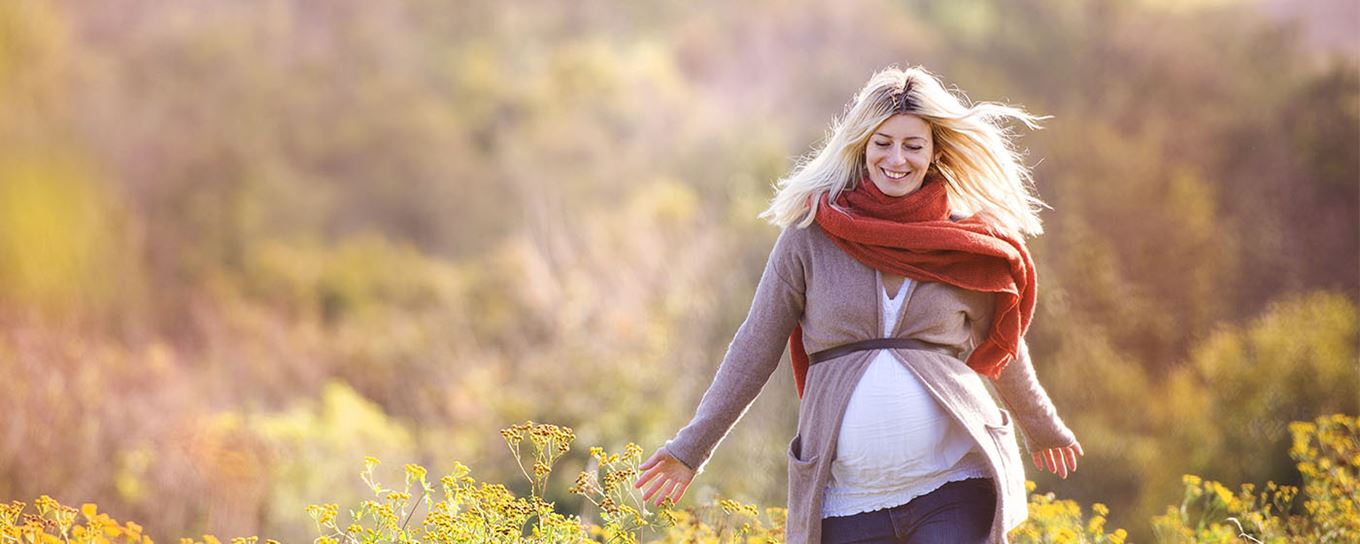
top-left (912, 149), bottom-right (932, 167)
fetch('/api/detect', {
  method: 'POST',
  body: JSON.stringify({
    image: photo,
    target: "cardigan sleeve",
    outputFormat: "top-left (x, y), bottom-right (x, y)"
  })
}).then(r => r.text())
top-left (966, 298), bottom-right (1078, 453)
top-left (659, 227), bottom-right (807, 473)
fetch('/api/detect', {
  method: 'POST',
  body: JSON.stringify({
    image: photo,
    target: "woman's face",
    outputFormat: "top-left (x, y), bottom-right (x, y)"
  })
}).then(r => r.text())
top-left (865, 113), bottom-right (937, 197)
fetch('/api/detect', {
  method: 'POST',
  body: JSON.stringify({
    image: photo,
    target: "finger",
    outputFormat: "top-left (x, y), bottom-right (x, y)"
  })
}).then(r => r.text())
top-left (1032, 451), bottom-right (1043, 470)
top-left (634, 467), bottom-right (658, 489)
top-left (668, 479), bottom-right (691, 505)
top-left (1057, 453), bottom-right (1069, 479)
top-left (1064, 446), bottom-right (1078, 472)
top-left (644, 478), bottom-right (671, 503)
top-left (639, 451), bottom-right (661, 470)
top-left (1045, 449), bottom-right (1058, 473)
top-left (653, 480), bottom-right (677, 506)
top-left (642, 476), bottom-right (667, 502)
top-left (1074, 441), bottom-right (1085, 457)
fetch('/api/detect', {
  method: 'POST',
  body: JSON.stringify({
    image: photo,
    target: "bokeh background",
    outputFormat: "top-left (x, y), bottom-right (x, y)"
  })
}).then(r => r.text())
top-left (1, 0), bottom-right (1356, 542)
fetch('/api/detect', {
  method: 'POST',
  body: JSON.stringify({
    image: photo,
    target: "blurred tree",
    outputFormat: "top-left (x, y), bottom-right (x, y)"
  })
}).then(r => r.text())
top-left (0, 155), bottom-right (143, 323)
top-left (1182, 291), bottom-right (1359, 485)
top-left (251, 381), bottom-right (419, 544)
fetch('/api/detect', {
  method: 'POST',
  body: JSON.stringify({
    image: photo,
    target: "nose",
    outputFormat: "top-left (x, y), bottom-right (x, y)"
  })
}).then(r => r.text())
top-left (888, 147), bottom-right (908, 166)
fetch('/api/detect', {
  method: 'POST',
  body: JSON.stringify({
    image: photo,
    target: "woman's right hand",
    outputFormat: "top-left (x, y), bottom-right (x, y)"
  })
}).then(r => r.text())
top-left (634, 448), bottom-right (696, 507)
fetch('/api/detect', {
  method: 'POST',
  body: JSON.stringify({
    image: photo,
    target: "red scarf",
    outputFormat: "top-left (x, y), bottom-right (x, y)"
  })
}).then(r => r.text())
top-left (789, 173), bottom-right (1037, 397)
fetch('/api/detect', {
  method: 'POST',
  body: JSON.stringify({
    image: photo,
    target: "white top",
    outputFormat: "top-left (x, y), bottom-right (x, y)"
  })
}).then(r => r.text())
top-left (821, 273), bottom-right (991, 518)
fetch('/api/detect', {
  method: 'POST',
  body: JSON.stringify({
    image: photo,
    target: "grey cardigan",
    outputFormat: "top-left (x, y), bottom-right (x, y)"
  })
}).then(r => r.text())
top-left (661, 223), bottom-right (1077, 543)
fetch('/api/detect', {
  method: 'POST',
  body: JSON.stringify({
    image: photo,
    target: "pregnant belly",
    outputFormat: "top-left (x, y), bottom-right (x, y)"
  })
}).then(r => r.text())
top-left (834, 353), bottom-right (964, 476)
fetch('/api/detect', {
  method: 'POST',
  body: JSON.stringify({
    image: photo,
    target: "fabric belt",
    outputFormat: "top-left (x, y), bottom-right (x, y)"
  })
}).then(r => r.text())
top-left (807, 337), bottom-right (955, 365)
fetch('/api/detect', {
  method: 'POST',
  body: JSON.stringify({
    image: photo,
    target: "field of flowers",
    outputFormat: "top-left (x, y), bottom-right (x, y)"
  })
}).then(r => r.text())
top-left (5, 414), bottom-right (1354, 544)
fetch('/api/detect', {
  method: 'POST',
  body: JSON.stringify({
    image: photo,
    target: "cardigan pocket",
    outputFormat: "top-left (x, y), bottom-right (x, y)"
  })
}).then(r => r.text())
top-left (984, 407), bottom-right (1030, 532)
top-left (986, 406), bottom-right (1014, 430)
top-left (786, 432), bottom-right (819, 499)
top-left (984, 408), bottom-right (1017, 476)
top-left (785, 432), bottom-right (821, 544)
top-left (786, 432), bottom-right (819, 483)
top-left (787, 432), bottom-right (819, 465)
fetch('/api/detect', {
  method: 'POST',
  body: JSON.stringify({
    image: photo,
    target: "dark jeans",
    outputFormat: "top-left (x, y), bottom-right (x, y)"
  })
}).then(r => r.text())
top-left (820, 477), bottom-right (997, 544)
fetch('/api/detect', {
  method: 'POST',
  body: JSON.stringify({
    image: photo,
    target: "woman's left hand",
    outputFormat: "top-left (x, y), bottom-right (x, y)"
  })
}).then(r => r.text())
top-left (1032, 441), bottom-right (1084, 479)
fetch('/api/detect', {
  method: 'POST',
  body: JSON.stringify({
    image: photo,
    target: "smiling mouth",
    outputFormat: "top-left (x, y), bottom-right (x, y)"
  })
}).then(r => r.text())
top-left (881, 167), bottom-right (910, 180)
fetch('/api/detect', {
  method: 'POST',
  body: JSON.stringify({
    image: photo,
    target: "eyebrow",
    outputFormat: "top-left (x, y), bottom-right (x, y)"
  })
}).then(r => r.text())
top-left (872, 132), bottom-right (927, 141)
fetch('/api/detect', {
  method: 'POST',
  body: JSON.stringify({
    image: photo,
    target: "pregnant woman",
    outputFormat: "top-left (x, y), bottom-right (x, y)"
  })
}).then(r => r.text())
top-left (635, 65), bottom-right (1083, 543)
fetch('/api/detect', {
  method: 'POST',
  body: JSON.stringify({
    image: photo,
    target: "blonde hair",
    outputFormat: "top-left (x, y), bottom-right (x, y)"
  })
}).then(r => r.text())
top-left (760, 65), bottom-right (1050, 237)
